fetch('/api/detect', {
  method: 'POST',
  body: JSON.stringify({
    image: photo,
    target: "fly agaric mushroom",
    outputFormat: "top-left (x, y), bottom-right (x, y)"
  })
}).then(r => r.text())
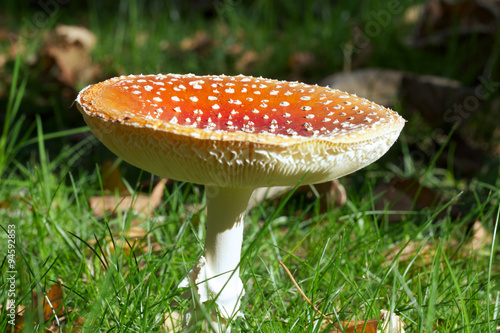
top-left (76, 73), bottom-right (405, 329)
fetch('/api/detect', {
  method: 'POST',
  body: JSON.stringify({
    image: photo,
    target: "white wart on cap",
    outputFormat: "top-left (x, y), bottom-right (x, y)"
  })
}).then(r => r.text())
top-left (77, 74), bottom-right (405, 188)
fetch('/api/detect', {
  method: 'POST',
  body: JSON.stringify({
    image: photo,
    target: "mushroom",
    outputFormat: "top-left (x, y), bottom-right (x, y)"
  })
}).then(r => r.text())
top-left (76, 73), bottom-right (405, 330)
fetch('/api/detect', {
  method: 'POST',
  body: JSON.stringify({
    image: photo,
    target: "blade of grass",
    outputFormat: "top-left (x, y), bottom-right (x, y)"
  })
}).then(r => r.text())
top-left (442, 245), bottom-right (471, 333)
top-left (486, 204), bottom-right (500, 332)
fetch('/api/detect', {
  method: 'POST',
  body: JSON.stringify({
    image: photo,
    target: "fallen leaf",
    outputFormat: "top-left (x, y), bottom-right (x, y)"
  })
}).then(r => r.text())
top-left (373, 177), bottom-right (463, 223)
top-left (235, 49), bottom-right (258, 73)
top-left (385, 240), bottom-right (435, 264)
top-left (71, 317), bottom-right (86, 333)
top-left (180, 30), bottom-right (212, 52)
top-left (399, 73), bottom-right (474, 129)
top-left (288, 51), bottom-right (315, 80)
top-left (41, 24), bottom-right (100, 87)
top-left (321, 69), bottom-right (404, 107)
top-left (226, 42), bottom-right (243, 55)
top-left (124, 226), bottom-right (148, 239)
top-left (0, 200), bottom-right (11, 209)
top-left (33, 283), bottom-right (65, 322)
top-left (4, 282), bottom-right (67, 332)
top-left (385, 220), bottom-right (492, 267)
top-left (90, 178), bottom-right (167, 217)
top-left (54, 25), bottom-right (97, 50)
top-left (458, 220), bottom-right (492, 257)
top-left (407, 0), bottom-right (498, 47)
top-left (339, 319), bottom-right (379, 333)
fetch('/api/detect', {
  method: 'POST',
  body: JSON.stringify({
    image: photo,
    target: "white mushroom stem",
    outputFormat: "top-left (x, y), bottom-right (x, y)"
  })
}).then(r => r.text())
top-left (181, 186), bottom-right (254, 325)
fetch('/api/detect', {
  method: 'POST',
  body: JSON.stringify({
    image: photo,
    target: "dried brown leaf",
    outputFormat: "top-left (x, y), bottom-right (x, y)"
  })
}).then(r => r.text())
top-left (0, 200), bottom-right (11, 209)
top-left (235, 50), bottom-right (258, 73)
top-left (13, 282), bottom-right (66, 332)
top-left (338, 319), bottom-right (379, 333)
top-left (39, 283), bottom-right (65, 321)
top-left (408, 0), bottom-right (498, 47)
top-left (41, 24), bottom-right (99, 86)
top-left (400, 73), bottom-right (473, 128)
top-left (180, 30), bottom-right (212, 52)
top-left (385, 240), bottom-right (436, 264)
top-left (123, 226), bottom-right (148, 239)
top-left (90, 178), bottom-right (167, 217)
top-left (288, 51), bottom-right (315, 80)
top-left (458, 220), bottom-right (492, 256)
top-left (374, 177), bottom-right (449, 223)
top-left (54, 25), bottom-right (96, 50)
top-left (71, 317), bottom-right (86, 332)
top-left (321, 69), bottom-right (404, 107)
top-left (385, 221), bottom-right (492, 267)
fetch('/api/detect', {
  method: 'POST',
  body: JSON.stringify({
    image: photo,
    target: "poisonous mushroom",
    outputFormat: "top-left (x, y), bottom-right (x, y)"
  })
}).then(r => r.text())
top-left (76, 73), bottom-right (405, 329)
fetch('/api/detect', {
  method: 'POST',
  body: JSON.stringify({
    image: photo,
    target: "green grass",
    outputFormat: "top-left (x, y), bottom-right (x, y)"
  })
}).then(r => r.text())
top-left (1, 0), bottom-right (500, 332)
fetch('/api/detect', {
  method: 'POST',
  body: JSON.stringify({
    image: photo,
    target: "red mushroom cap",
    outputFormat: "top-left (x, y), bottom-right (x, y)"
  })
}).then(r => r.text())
top-left (77, 74), bottom-right (405, 188)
